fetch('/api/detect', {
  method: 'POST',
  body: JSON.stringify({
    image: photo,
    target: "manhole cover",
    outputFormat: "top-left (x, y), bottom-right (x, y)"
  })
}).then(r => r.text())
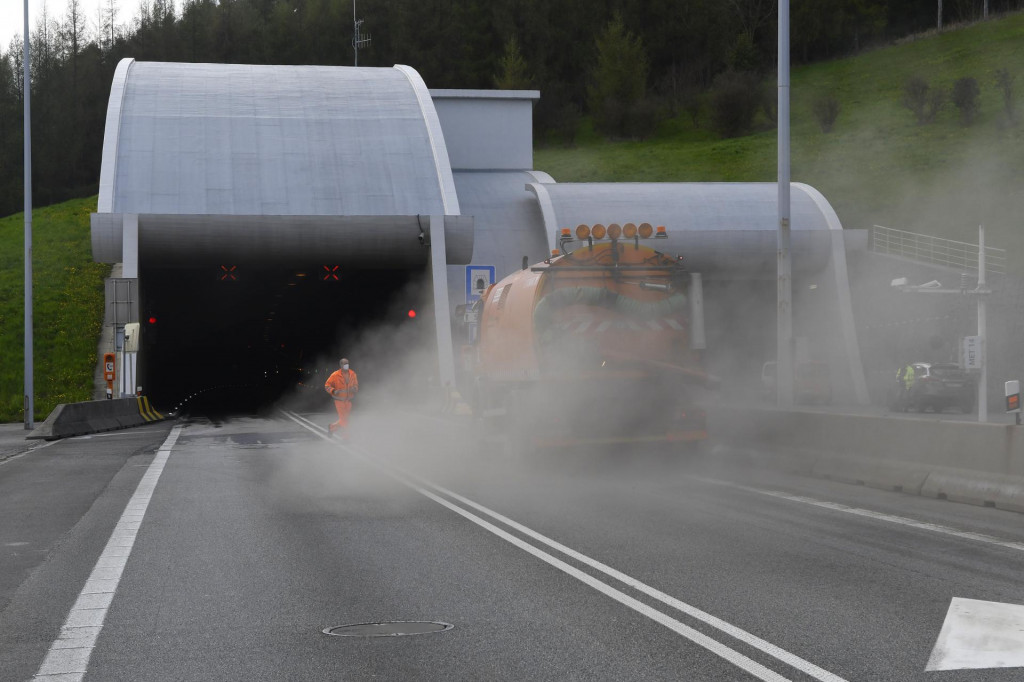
top-left (322, 621), bottom-right (453, 637)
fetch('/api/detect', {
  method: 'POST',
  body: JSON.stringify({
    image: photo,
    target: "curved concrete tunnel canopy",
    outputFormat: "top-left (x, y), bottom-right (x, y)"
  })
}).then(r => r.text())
top-left (99, 60), bottom-right (459, 216)
top-left (527, 182), bottom-right (839, 278)
top-left (93, 59), bottom-right (465, 264)
top-left (526, 180), bottom-right (868, 403)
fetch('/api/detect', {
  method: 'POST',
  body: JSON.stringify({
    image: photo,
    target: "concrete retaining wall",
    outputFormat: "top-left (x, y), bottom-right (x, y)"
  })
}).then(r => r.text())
top-left (708, 407), bottom-right (1024, 513)
top-left (27, 397), bottom-right (168, 441)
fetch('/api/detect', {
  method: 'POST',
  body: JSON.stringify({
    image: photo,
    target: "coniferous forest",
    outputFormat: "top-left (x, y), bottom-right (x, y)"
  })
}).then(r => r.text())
top-left (1, 0), bottom-right (1022, 219)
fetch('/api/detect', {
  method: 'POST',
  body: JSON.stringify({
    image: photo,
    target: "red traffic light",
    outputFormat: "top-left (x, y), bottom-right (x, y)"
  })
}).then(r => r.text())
top-left (148, 316), bottom-right (157, 324)
top-left (407, 309), bottom-right (417, 319)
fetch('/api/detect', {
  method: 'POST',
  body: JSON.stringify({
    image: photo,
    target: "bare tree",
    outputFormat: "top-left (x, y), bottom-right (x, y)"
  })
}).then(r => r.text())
top-left (97, 0), bottom-right (119, 50)
top-left (60, 0), bottom-right (88, 86)
top-left (7, 36), bottom-right (24, 100)
top-left (726, 0), bottom-right (775, 42)
top-left (32, 1), bottom-right (57, 78)
top-left (110, 0), bottom-right (121, 45)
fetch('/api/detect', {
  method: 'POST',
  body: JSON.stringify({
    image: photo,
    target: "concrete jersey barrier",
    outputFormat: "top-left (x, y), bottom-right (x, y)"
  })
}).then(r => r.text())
top-left (707, 406), bottom-right (1024, 513)
top-left (27, 397), bottom-right (169, 441)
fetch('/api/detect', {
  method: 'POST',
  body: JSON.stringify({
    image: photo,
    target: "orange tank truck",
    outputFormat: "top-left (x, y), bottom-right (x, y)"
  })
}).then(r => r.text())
top-left (463, 223), bottom-right (714, 449)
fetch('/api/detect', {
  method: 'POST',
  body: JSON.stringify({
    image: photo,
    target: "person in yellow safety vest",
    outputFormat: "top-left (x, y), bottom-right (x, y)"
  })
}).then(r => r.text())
top-left (902, 363), bottom-right (916, 391)
top-left (325, 357), bottom-right (359, 438)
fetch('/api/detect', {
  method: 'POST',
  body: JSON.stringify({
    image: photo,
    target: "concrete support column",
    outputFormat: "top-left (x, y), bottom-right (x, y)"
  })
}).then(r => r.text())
top-left (429, 215), bottom-right (456, 393)
top-left (122, 214), bottom-right (139, 278)
top-left (120, 215), bottom-right (140, 398)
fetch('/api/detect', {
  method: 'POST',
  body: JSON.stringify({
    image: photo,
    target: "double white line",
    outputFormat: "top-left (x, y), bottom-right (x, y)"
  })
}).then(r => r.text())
top-left (283, 411), bottom-right (847, 682)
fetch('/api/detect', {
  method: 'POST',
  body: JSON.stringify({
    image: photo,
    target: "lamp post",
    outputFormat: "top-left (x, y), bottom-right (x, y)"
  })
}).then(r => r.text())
top-left (24, 0), bottom-right (34, 430)
top-left (977, 225), bottom-right (988, 421)
top-left (777, 0), bottom-right (794, 407)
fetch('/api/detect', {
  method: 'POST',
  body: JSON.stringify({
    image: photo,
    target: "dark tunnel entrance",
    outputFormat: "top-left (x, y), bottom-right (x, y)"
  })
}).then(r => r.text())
top-left (139, 264), bottom-right (433, 417)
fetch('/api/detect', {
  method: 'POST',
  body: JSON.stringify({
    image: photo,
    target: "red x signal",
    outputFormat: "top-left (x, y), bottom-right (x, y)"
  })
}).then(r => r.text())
top-left (220, 265), bottom-right (238, 281)
top-left (321, 265), bottom-right (340, 281)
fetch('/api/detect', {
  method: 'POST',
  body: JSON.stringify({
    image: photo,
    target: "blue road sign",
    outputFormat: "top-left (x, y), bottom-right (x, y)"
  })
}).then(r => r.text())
top-left (466, 266), bottom-right (496, 303)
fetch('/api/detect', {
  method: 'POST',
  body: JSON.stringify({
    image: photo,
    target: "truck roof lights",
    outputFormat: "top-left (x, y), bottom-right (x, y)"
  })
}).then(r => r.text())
top-left (563, 223), bottom-right (666, 242)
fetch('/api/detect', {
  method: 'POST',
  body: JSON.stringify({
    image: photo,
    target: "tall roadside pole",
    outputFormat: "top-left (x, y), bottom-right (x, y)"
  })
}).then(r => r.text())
top-left (978, 224), bottom-right (987, 422)
top-left (777, 0), bottom-right (794, 407)
top-left (23, 0), bottom-right (34, 430)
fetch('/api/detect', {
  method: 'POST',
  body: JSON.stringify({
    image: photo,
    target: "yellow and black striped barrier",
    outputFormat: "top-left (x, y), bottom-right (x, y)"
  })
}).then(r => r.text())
top-left (137, 395), bottom-right (165, 422)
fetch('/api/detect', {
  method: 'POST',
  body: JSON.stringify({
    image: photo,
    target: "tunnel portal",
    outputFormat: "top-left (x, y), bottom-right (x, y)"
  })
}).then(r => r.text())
top-left (140, 264), bottom-right (431, 416)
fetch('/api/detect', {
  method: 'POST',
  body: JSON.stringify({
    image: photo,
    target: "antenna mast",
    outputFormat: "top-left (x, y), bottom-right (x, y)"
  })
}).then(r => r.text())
top-left (352, 0), bottom-right (371, 66)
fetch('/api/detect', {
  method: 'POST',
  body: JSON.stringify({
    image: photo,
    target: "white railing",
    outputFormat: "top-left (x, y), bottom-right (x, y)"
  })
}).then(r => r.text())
top-left (871, 225), bottom-right (1006, 276)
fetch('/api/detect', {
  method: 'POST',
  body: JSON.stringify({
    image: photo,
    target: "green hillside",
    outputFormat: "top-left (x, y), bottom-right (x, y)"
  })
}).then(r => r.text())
top-left (536, 14), bottom-right (1024, 261)
top-left (0, 198), bottom-right (109, 423)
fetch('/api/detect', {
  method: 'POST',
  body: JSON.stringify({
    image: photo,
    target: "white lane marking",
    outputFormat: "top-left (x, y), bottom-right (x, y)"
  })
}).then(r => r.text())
top-left (0, 440), bottom-right (61, 467)
top-left (284, 412), bottom-right (847, 682)
top-left (695, 477), bottom-right (1024, 553)
top-left (71, 432), bottom-right (146, 439)
top-left (926, 597), bottom-right (1024, 671)
top-left (33, 425), bottom-right (182, 681)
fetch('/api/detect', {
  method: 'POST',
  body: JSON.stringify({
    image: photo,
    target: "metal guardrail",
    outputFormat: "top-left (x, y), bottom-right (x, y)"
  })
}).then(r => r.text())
top-left (871, 225), bottom-right (1006, 276)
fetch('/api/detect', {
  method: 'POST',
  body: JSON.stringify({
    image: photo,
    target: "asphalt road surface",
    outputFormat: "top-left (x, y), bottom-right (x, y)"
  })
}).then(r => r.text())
top-left (1, 410), bottom-right (1023, 681)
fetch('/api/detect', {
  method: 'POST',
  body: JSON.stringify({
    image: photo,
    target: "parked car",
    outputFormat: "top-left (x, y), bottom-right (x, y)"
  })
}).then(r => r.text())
top-left (761, 361), bottom-right (833, 405)
top-left (886, 362), bottom-right (975, 413)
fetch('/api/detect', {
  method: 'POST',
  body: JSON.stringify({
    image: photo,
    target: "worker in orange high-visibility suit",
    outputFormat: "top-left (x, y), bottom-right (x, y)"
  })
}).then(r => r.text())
top-left (324, 358), bottom-right (358, 438)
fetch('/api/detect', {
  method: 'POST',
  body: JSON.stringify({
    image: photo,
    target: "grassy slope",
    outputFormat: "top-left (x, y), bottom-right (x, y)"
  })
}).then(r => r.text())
top-left (0, 197), bottom-right (109, 422)
top-left (536, 14), bottom-right (1024, 259)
